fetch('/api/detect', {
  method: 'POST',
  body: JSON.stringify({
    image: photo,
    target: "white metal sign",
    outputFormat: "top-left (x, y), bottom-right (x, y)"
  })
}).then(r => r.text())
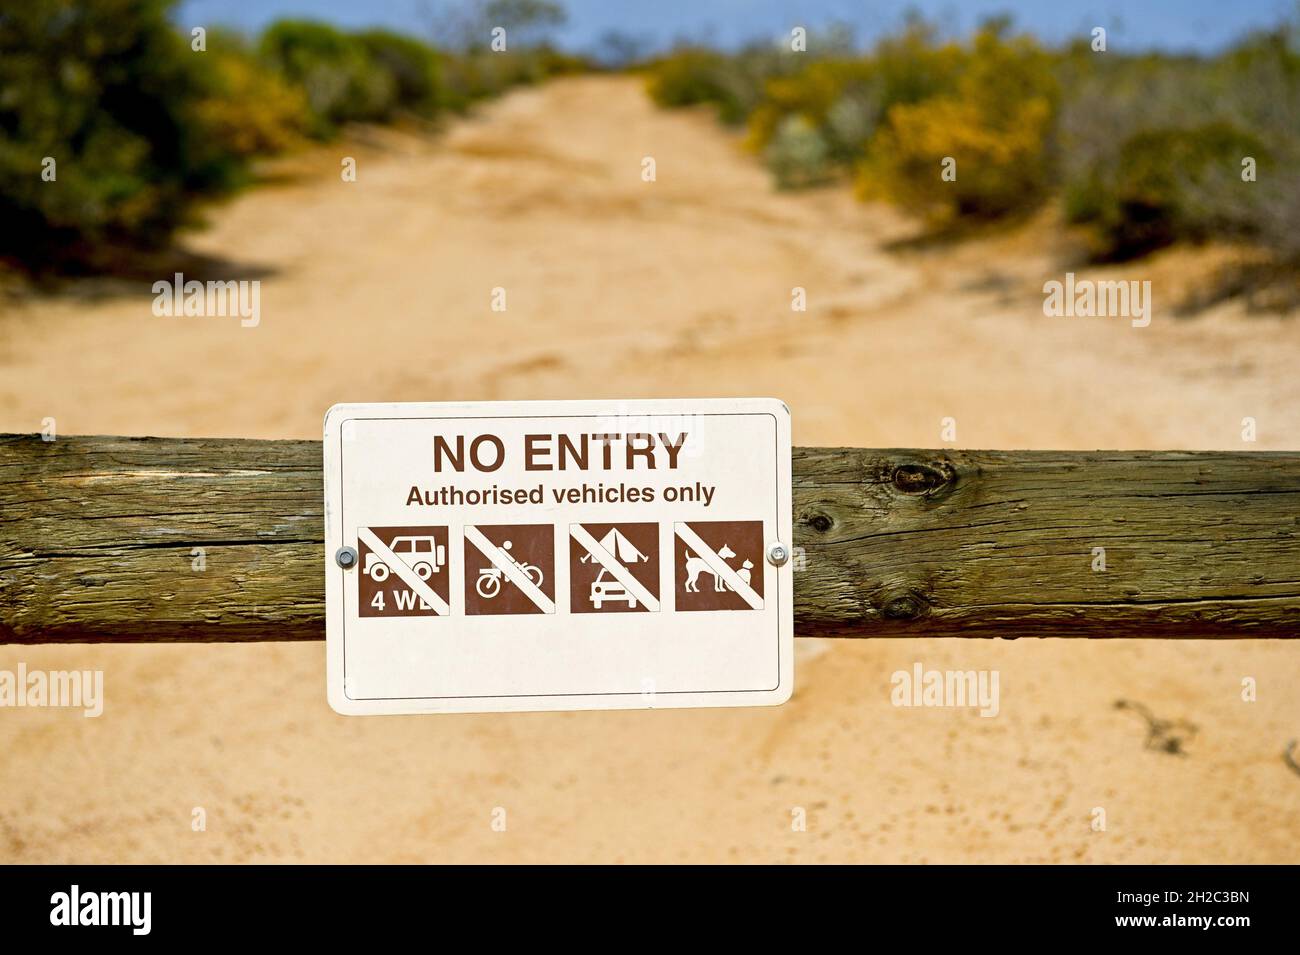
top-left (323, 399), bottom-right (793, 715)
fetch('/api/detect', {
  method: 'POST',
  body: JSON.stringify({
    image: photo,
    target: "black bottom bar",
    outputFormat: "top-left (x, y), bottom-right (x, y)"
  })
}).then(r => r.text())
top-left (0, 865), bottom-right (1288, 940)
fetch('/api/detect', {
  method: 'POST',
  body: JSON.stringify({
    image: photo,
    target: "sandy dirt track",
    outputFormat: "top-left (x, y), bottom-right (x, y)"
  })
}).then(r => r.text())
top-left (1, 76), bottom-right (1298, 863)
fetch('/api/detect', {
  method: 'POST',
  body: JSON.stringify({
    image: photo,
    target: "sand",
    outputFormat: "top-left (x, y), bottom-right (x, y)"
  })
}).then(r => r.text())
top-left (1, 76), bottom-right (1298, 863)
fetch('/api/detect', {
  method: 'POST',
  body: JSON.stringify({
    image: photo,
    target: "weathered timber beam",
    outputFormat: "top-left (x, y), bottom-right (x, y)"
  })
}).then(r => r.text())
top-left (1, 434), bottom-right (1297, 643)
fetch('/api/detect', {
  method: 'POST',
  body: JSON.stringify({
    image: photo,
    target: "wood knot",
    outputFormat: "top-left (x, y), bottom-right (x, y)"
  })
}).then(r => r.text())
top-left (806, 512), bottom-right (834, 533)
top-left (881, 592), bottom-right (930, 621)
top-left (891, 462), bottom-right (955, 497)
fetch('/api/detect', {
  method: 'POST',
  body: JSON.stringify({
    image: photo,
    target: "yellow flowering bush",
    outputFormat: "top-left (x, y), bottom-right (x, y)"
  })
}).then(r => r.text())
top-left (858, 27), bottom-right (1058, 223)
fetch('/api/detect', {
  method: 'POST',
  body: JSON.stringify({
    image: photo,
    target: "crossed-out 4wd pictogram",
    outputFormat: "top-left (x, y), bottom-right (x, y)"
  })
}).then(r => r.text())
top-left (357, 526), bottom-right (451, 617)
top-left (463, 524), bottom-right (556, 615)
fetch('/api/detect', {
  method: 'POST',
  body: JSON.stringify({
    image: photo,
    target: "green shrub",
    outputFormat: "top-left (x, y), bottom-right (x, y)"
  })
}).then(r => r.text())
top-left (649, 12), bottom-right (1299, 270)
top-left (1059, 27), bottom-right (1300, 260)
top-left (747, 60), bottom-right (874, 154)
top-left (646, 44), bottom-right (800, 126)
top-left (646, 48), bottom-right (741, 116)
top-left (868, 19), bottom-right (966, 118)
top-left (192, 29), bottom-right (311, 160)
top-left (436, 52), bottom-right (492, 111)
top-left (744, 23), bottom-right (965, 189)
top-left (0, 4), bottom-right (582, 275)
top-left (764, 115), bottom-right (834, 189)
top-left (531, 46), bottom-right (591, 78)
top-left (357, 30), bottom-right (441, 118)
top-left (1065, 123), bottom-right (1271, 259)
top-left (438, 46), bottom-right (585, 113)
top-left (0, 0), bottom-right (249, 272)
top-left (258, 20), bottom-right (396, 135)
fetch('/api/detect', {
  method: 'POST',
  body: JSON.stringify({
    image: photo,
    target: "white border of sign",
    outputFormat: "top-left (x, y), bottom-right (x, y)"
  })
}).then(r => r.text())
top-left (323, 398), bottom-right (793, 715)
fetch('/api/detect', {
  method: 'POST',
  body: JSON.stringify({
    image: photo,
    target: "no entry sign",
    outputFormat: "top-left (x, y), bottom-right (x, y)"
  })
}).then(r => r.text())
top-left (323, 399), bottom-right (793, 715)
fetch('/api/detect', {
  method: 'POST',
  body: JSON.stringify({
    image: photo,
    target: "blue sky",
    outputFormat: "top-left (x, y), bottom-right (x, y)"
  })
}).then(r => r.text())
top-left (178, 0), bottom-right (1297, 54)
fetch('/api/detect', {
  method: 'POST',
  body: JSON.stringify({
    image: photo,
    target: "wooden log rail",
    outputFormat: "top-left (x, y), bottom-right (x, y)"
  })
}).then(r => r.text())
top-left (1, 434), bottom-right (1298, 643)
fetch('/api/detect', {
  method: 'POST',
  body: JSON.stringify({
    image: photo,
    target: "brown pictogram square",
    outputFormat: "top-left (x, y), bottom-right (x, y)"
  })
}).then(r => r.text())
top-left (463, 523), bottom-right (556, 615)
top-left (357, 525), bottom-right (451, 617)
top-left (569, 522), bottom-right (660, 613)
top-left (674, 520), bottom-right (765, 611)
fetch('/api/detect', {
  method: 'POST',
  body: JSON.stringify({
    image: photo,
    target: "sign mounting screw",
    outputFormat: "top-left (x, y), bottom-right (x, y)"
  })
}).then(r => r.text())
top-left (766, 542), bottom-right (790, 567)
top-left (335, 546), bottom-right (358, 570)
